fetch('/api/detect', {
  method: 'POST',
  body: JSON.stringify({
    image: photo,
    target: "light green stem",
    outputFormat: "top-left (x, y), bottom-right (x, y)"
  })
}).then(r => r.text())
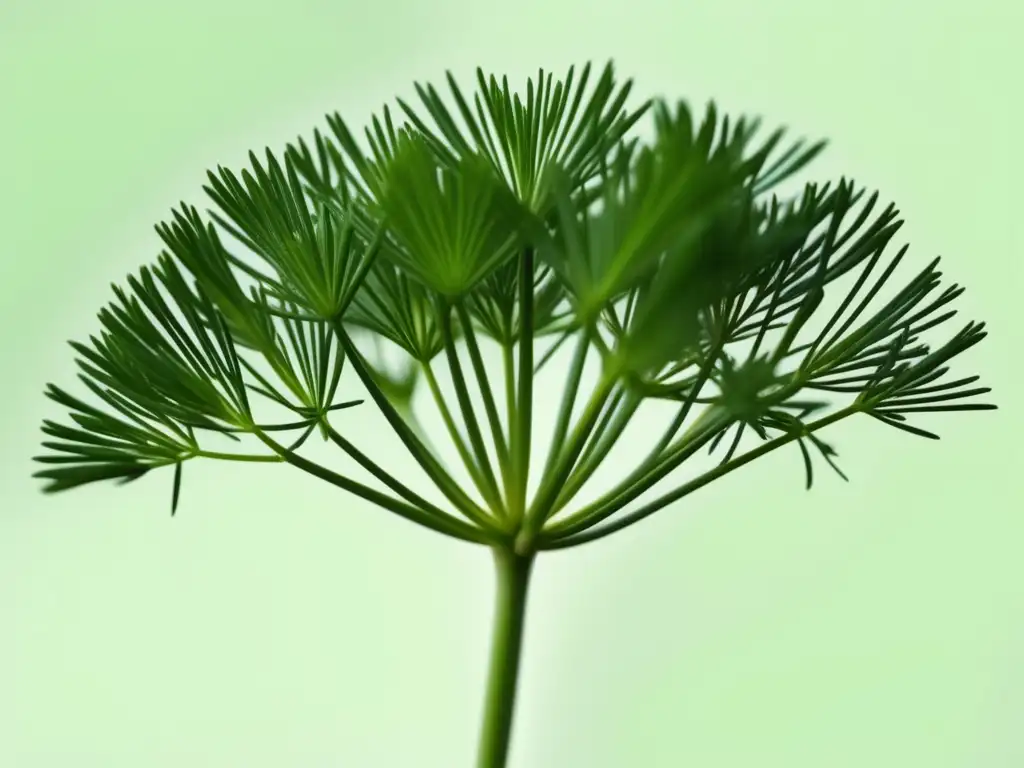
top-left (456, 300), bottom-right (512, 488)
top-left (542, 403), bottom-right (861, 548)
top-left (508, 248), bottom-right (535, 525)
top-left (439, 303), bottom-right (507, 516)
top-left (332, 322), bottom-right (493, 525)
top-left (476, 546), bottom-right (534, 768)
top-left (422, 362), bottom-right (504, 517)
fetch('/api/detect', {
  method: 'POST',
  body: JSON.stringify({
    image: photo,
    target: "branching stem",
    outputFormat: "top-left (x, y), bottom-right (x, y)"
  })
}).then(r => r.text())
top-left (253, 429), bottom-right (496, 545)
top-left (332, 321), bottom-right (495, 527)
top-left (541, 403), bottom-right (861, 548)
top-left (456, 300), bottom-right (513, 494)
top-left (507, 248), bottom-right (535, 525)
top-left (439, 304), bottom-right (507, 517)
top-left (422, 361), bottom-right (505, 518)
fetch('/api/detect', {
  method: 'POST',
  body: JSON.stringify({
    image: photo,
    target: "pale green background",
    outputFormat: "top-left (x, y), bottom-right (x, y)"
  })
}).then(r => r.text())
top-left (1, 1), bottom-right (1021, 766)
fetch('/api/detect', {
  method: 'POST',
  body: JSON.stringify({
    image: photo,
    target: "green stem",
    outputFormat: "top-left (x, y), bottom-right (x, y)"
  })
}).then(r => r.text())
top-left (252, 430), bottom-right (495, 545)
top-left (476, 546), bottom-right (534, 768)
top-left (421, 362), bottom-right (505, 519)
top-left (333, 322), bottom-right (493, 525)
top-left (546, 331), bottom-right (591, 462)
top-left (519, 370), bottom-right (616, 549)
top-left (549, 387), bottom-right (641, 515)
top-left (541, 404), bottom-right (861, 548)
top-left (438, 303), bottom-right (507, 516)
top-left (323, 424), bottom-right (455, 521)
top-left (501, 339), bottom-right (517, 506)
top-left (545, 343), bottom-right (732, 537)
top-left (195, 450), bottom-right (283, 462)
top-left (543, 407), bottom-right (732, 540)
top-left (456, 300), bottom-right (512, 487)
top-left (508, 248), bottom-right (535, 524)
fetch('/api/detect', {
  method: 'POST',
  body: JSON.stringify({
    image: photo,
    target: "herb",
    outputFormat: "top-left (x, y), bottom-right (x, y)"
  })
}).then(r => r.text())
top-left (33, 62), bottom-right (995, 767)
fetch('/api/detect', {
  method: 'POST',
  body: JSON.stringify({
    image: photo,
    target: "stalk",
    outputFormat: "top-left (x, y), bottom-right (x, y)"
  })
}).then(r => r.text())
top-left (475, 546), bottom-right (535, 768)
top-left (507, 247), bottom-right (535, 525)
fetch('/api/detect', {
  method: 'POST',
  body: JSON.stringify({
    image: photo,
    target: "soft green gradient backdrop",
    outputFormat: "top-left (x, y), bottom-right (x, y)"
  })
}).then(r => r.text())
top-left (1, 1), bottom-right (1021, 766)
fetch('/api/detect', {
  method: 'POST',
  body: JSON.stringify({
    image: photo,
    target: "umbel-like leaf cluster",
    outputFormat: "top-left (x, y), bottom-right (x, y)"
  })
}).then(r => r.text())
top-left (34, 62), bottom-right (994, 551)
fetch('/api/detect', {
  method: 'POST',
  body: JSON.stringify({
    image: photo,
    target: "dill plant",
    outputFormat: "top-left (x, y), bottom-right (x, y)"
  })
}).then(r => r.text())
top-left (34, 62), bottom-right (995, 766)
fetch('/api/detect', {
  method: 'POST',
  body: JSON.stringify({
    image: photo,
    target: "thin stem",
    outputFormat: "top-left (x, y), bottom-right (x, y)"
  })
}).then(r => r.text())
top-left (333, 322), bottom-right (493, 524)
top-left (439, 303), bottom-right (507, 516)
top-left (195, 450), bottom-right (283, 462)
top-left (541, 404), bottom-right (861, 549)
top-left (323, 423), bottom-right (455, 522)
top-left (549, 387), bottom-right (641, 515)
top-left (456, 300), bottom-right (512, 488)
top-left (501, 338), bottom-right (517, 506)
top-left (421, 362), bottom-right (506, 520)
top-left (508, 248), bottom-right (535, 524)
top-left (252, 429), bottom-right (496, 545)
top-left (476, 546), bottom-right (535, 768)
top-left (544, 343), bottom-right (731, 537)
top-left (543, 406), bottom-right (732, 540)
top-left (533, 327), bottom-right (572, 374)
top-left (519, 369), bottom-right (616, 550)
top-left (546, 331), bottom-right (590, 463)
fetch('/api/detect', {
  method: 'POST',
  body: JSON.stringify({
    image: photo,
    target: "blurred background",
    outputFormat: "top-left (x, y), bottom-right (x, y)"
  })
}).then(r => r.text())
top-left (1, 1), bottom-right (1020, 766)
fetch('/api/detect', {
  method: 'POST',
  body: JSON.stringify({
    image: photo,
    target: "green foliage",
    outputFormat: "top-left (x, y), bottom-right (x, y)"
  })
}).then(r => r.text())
top-left (364, 133), bottom-right (529, 298)
top-left (34, 61), bottom-right (994, 548)
top-left (32, 57), bottom-right (999, 768)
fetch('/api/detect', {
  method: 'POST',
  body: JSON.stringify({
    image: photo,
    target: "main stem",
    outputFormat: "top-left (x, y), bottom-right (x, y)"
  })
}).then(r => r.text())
top-left (476, 546), bottom-right (535, 768)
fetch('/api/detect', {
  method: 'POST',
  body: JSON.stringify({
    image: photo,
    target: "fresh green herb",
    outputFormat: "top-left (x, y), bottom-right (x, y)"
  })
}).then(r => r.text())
top-left (33, 62), bottom-right (995, 767)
